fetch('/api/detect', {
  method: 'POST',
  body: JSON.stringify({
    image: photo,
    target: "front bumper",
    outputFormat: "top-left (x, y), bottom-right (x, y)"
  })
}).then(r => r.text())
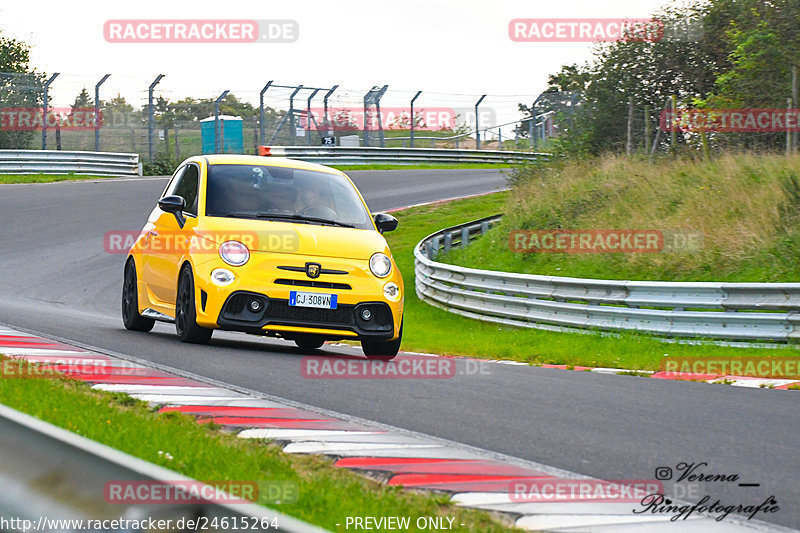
top-left (191, 251), bottom-right (404, 341)
top-left (216, 291), bottom-right (395, 340)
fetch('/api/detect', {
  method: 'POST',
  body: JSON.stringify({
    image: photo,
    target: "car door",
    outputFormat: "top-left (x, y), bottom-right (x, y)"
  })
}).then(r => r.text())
top-left (143, 163), bottom-right (200, 309)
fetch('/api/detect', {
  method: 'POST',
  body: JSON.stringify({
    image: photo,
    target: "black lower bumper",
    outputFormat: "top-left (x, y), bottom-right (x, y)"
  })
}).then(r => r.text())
top-left (216, 291), bottom-right (395, 340)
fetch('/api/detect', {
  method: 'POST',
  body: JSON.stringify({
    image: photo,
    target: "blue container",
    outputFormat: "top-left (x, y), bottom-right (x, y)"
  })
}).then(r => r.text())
top-left (200, 115), bottom-right (244, 154)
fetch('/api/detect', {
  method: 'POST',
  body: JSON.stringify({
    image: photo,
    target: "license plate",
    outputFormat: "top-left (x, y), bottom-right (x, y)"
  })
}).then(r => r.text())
top-left (289, 291), bottom-right (338, 309)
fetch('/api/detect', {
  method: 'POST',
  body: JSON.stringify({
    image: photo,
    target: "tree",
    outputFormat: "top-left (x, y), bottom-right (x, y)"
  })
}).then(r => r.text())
top-left (0, 31), bottom-right (45, 149)
top-left (101, 94), bottom-right (139, 126)
top-left (70, 88), bottom-right (93, 110)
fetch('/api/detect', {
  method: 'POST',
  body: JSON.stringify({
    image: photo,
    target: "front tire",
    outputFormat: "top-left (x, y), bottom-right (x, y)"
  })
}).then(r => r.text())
top-left (122, 259), bottom-right (155, 332)
top-left (175, 266), bottom-right (213, 344)
top-left (361, 320), bottom-right (402, 360)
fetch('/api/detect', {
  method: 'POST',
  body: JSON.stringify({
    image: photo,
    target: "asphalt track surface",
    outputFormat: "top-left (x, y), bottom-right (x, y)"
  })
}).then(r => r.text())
top-left (0, 168), bottom-right (797, 529)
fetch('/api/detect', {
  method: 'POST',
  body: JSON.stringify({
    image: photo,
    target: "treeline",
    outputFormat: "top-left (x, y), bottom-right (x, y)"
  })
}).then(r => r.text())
top-left (528, 0), bottom-right (800, 155)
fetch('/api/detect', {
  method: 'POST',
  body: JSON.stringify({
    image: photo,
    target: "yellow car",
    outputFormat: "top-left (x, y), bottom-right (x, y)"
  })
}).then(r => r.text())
top-left (122, 154), bottom-right (404, 359)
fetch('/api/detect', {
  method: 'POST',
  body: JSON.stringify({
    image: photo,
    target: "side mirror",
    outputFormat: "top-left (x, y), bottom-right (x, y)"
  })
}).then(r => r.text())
top-left (158, 195), bottom-right (186, 228)
top-left (374, 213), bottom-right (398, 233)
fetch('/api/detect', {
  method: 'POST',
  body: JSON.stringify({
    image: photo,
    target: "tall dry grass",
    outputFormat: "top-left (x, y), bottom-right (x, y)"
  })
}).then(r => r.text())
top-left (451, 153), bottom-right (800, 281)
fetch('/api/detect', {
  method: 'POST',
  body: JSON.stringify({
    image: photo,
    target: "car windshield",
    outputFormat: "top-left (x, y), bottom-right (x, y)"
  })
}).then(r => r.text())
top-left (205, 164), bottom-right (374, 230)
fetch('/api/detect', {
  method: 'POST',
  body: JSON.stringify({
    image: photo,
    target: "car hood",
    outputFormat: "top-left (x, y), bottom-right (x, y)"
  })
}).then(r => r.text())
top-left (195, 218), bottom-right (388, 260)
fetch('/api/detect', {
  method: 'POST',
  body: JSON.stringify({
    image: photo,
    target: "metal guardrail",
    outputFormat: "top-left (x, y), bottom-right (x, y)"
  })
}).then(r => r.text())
top-left (415, 216), bottom-right (800, 343)
top-left (0, 150), bottom-right (141, 176)
top-left (259, 146), bottom-right (549, 165)
top-left (0, 403), bottom-right (327, 532)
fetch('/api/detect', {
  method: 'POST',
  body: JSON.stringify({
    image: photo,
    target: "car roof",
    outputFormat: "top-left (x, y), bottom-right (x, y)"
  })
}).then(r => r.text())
top-left (195, 154), bottom-right (343, 176)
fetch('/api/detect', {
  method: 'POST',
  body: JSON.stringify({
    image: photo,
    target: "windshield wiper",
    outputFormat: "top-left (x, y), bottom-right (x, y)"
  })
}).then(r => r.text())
top-left (255, 213), bottom-right (355, 228)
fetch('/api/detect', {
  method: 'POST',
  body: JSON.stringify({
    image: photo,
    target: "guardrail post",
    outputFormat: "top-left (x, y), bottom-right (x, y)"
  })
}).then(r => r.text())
top-left (147, 74), bottom-right (165, 160)
top-left (481, 221), bottom-right (489, 234)
top-left (41, 73), bottom-right (59, 150)
top-left (259, 80), bottom-right (273, 146)
top-left (430, 236), bottom-right (440, 259)
top-left (94, 74), bottom-right (110, 152)
top-left (444, 232), bottom-right (452, 253)
top-left (475, 94), bottom-right (486, 150)
top-left (461, 227), bottom-right (470, 247)
top-left (214, 90), bottom-right (230, 153)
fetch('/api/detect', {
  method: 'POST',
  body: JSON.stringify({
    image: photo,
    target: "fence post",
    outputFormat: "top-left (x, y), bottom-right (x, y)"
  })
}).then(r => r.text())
top-left (528, 114), bottom-right (534, 150)
top-left (94, 74), bottom-right (110, 152)
top-left (323, 85), bottom-right (338, 137)
top-left (41, 73), bottom-right (59, 150)
top-left (410, 90), bottom-right (422, 148)
top-left (306, 89), bottom-right (320, 146)
top-left (214, 90), bottom-right (229, 153)
top-left (475, 94), bottom-right (486, 149)
top-left (670, 94), bottom-right (677, 151)
top-left (147, 74), bottom-right (165, 160)
top-left (626, 99), bottom-right (633, 156)
top-left (793, 66), bottom-right (798, 154)
top-left (259, 80), bottom-right (273, 146)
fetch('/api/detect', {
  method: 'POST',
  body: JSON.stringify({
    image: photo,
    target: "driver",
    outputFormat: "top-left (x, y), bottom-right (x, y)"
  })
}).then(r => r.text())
top-left (295, 185), bottom-right (339, 220)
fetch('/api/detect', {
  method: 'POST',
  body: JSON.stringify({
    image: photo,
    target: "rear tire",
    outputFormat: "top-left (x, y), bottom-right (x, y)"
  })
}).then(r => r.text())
top-left (175, 266), bottom-right (213, 344)
top-left (122, 259), bottom-right (155, 332)
top-left (361, 320), bottom-right (402, 360)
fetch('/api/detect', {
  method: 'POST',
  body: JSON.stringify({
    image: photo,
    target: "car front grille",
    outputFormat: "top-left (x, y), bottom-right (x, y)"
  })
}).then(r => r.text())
top-left (265, 299), bottom-right (355, 327)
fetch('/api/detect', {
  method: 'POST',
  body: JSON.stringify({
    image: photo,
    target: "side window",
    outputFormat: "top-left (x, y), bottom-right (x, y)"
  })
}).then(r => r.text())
top-left (165, 164), bottom-right (199, 216)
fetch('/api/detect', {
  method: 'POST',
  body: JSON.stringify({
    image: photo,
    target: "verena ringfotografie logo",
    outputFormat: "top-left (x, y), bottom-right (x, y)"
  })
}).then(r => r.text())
top-left (103, 230), bottom-right (299, 254)
top-left (509, 229), bottom-right (703, 254)
top-left (0, 107), bottom-right (101, 131)
top-left (509, 479), bottom-right (663, 503)
top-left (104, 20), bottom-right (298, 43)
top-left (661, 109), bottom-right (800, 133)
top-left (509, 18), bottom-right (665, 43)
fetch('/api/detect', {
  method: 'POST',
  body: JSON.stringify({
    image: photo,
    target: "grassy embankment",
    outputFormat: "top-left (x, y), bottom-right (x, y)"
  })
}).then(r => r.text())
top-left (386, 154), bottom-right (800, 370)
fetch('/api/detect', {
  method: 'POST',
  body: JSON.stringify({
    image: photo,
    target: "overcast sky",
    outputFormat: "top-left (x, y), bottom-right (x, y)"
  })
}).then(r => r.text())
top-left (0, 0), bottom-right (676, 127)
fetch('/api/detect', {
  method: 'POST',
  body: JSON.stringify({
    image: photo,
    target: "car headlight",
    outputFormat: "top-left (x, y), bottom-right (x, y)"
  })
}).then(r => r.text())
top-left (211, 268), bottom-right (235, 286)
top-left (369, 252), bottom-right (392, 278)
top-left (383, 282), bottom-right (401, 301)
top-left (219, 241), bottom-right (249, 266)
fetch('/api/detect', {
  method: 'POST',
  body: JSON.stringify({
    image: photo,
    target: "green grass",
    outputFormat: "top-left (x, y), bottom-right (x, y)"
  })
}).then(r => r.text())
top-left (383, 190), bottom-right (800, 371)
top-left (0, 173), bottom-right (123, 184)
top-left (0, 358), bottom-right (520, 533)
